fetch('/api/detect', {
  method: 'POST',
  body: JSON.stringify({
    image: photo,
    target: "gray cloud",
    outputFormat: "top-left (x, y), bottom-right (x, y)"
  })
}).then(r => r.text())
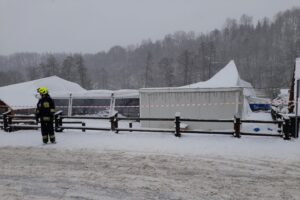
top-left (0, 0), bottom-right (299, 55)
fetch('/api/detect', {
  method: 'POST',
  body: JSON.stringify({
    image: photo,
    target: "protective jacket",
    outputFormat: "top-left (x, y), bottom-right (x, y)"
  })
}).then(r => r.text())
top-left (36, 94), bottom-right (55, 121)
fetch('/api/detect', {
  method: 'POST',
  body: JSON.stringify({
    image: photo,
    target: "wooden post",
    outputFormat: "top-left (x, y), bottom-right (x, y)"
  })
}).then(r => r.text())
top-left (8, 115), bottom-right (12, 132)
top-left (3, 113), bottom-right (7, 132)
top-left (3, 109), bottom-right (12, 132)
top-left (175, 112), bottom-right (181, 137)
top-left (82, 122), bottom-right (86, 132)
top-left (114, 113), bottom-right (119, 133)
top-left (277, 121), bottom-right (282, 134)
top-left (6, 112), bottom-right (13, 132)
top-left (110, 111), bottom-right (118, 133)
top-left (129, 122), bottom-right (132, 132)
top-left (54, 111), bottom-right (63, 132)
top-left (110, 116), bottom-right (115, 132)
top-left (54, 113), bottom-right (58, 132)
top-left (234, 115), bottom-right (241, 138)
top-left (283, 118), bottom-right (291, 140)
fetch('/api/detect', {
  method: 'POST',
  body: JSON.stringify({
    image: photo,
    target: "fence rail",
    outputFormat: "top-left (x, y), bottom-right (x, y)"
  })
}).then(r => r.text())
top-left (241, 119), bottom-right (283, 124)
top-left (0, 110), bottom-right (295, 140)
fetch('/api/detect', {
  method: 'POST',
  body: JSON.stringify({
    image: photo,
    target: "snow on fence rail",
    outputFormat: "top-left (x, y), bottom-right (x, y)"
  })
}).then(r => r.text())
top-left (0, 110), bottom-right (295, 140)
top-left (0, 99), bottom-right (292, 109)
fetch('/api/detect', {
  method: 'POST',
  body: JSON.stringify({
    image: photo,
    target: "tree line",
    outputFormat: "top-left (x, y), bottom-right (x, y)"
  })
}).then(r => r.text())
top-left (0, 7), bottom-right (299, 92)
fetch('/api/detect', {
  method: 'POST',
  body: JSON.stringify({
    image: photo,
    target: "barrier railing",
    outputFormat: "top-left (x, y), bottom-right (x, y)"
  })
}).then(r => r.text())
top-left (1, 110), bottom-right (86, 133)
top-left (1, 110), bottom-right (292, 140)
top-left (54, 111), bottom-right (290, 140)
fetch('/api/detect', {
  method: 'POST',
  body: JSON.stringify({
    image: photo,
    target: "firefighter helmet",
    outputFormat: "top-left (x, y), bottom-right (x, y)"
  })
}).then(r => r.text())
top-left (37, 87), bottom-right (48, 95)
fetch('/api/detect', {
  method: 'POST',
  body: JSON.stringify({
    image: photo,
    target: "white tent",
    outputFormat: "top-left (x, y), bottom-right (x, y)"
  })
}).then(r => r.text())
top-left (0, 76), bottom-right (139, 117)
top-left (180, 60), bottom-right (253, 91)
top-left (180, 60), bottom-right (255, 97)
top-left (139, 60), bottom-right (254, 130)
top-left (0, 76), bottom-right (86, 110)
top-left (181, 60), bottom-right (254, 115)
top-left (52, 89), bottom-right (139, 117)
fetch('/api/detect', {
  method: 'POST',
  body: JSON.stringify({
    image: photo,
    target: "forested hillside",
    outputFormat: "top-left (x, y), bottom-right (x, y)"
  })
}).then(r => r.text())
top-left (0, 8), bottom-right (299, 92)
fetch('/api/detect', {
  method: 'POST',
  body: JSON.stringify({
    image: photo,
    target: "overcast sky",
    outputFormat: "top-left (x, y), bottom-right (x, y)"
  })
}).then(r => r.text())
top-left (0, 0), bottom-right (299, 55)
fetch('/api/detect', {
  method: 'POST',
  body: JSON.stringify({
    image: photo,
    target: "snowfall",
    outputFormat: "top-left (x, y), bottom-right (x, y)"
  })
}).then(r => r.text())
top-left (0, 112), bottom-right (299, 200)
top-left (1, 60), bottom-right (300, 199)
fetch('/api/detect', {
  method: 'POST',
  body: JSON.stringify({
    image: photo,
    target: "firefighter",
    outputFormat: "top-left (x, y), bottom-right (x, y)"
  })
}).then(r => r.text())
top-left (36, 87), bottom-right (56, 144)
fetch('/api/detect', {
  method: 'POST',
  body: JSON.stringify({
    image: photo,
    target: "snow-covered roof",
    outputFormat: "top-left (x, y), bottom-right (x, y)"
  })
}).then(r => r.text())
top-left (181, 60), bottom-right (253, 89)
top-left (181, 60), bottom-right (255, 97)
top-left (0, 76), bottom-right (139, 111)
top-left (0, 76), bottom-right (86, 110)
top-left (141, 60), bottom-right (255, 95)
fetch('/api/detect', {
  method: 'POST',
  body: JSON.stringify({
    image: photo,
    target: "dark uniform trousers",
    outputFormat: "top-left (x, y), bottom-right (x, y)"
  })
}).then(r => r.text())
top-left (40, 116), bottom-right (55, 143)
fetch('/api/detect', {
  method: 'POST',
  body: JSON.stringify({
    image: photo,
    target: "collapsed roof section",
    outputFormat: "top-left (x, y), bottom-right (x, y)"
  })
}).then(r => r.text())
top-left (0, 76), bottom-right (86, 110)
top-left (0, 76), bottom-right (139, 111)
top-left (181, 60), bottom-right (252, 88)
top-left (52, 89), bottom-right (139, 99)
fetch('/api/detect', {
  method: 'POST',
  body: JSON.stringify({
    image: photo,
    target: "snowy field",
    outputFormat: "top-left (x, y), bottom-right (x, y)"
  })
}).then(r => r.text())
top-left (0, 113), bottom-right (300, 200)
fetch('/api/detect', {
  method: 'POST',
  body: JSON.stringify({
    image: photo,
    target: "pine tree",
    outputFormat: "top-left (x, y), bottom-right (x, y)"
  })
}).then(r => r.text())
top-left (74, 54), bottom-right (91, 89)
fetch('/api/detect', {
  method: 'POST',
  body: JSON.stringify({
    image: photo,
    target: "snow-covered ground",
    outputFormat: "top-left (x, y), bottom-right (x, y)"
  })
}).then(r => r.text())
top-left (0, 112), bottom-right (300, 199)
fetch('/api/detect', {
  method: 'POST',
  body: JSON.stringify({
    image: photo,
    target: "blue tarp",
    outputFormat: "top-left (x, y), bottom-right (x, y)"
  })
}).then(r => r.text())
top-left (249, 104), bottom-right (271, 111)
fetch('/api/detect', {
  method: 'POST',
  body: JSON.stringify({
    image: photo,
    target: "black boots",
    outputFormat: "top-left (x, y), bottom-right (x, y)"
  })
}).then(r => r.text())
top-left (50, 135), bottom-right (56, 144)
top-left (42, 134), bottom-right (56, 144)
top-left (42, 135), bottom-right (48, 144)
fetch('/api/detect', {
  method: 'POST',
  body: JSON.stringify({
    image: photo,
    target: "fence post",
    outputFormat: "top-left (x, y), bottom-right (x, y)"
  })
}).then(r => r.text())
top-left (7, 115), bottom-right (12, 132)
top-left (175, 112), bottom-right (181, 137)
top-left (234, 115), bottom-right (241, 138)
top-left (3, 109), bottom-right (12, 132)
top-left (277, 121), bottom-right (282, 134)
top-left (54, 111), bottom-right (63, 132)
top-left (114, 113), bottom-right (119, 133)
top-left (82, 122), bottom-right (86, 132)
top-left (283, 118), bottom-right (291, 140)
top-left (3, 113), bottom-right (7, 132)
top-left (110, 115), bottom-right (115, 131)
top-left (3, 114), bottom-right (12, 132)
top-left (110, 112), bottom-right (118, 132)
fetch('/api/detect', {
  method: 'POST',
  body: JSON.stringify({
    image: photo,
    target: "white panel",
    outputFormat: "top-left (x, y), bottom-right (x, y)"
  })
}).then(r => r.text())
top-left (140, 88), bottom-right (244, 130)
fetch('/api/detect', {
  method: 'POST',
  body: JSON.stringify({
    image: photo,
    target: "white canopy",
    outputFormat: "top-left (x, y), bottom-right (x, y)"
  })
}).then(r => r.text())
top-left (0, 76), bottom-right (86, 110)
top-left (180, 60), bottom-right (255, 97)
top-left (0, 76), bottom-right (139, 111)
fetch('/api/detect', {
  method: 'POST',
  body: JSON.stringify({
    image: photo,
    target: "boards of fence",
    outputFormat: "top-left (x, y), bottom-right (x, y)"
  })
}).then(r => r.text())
top-left (0, 110), bottom-right (295, 140)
